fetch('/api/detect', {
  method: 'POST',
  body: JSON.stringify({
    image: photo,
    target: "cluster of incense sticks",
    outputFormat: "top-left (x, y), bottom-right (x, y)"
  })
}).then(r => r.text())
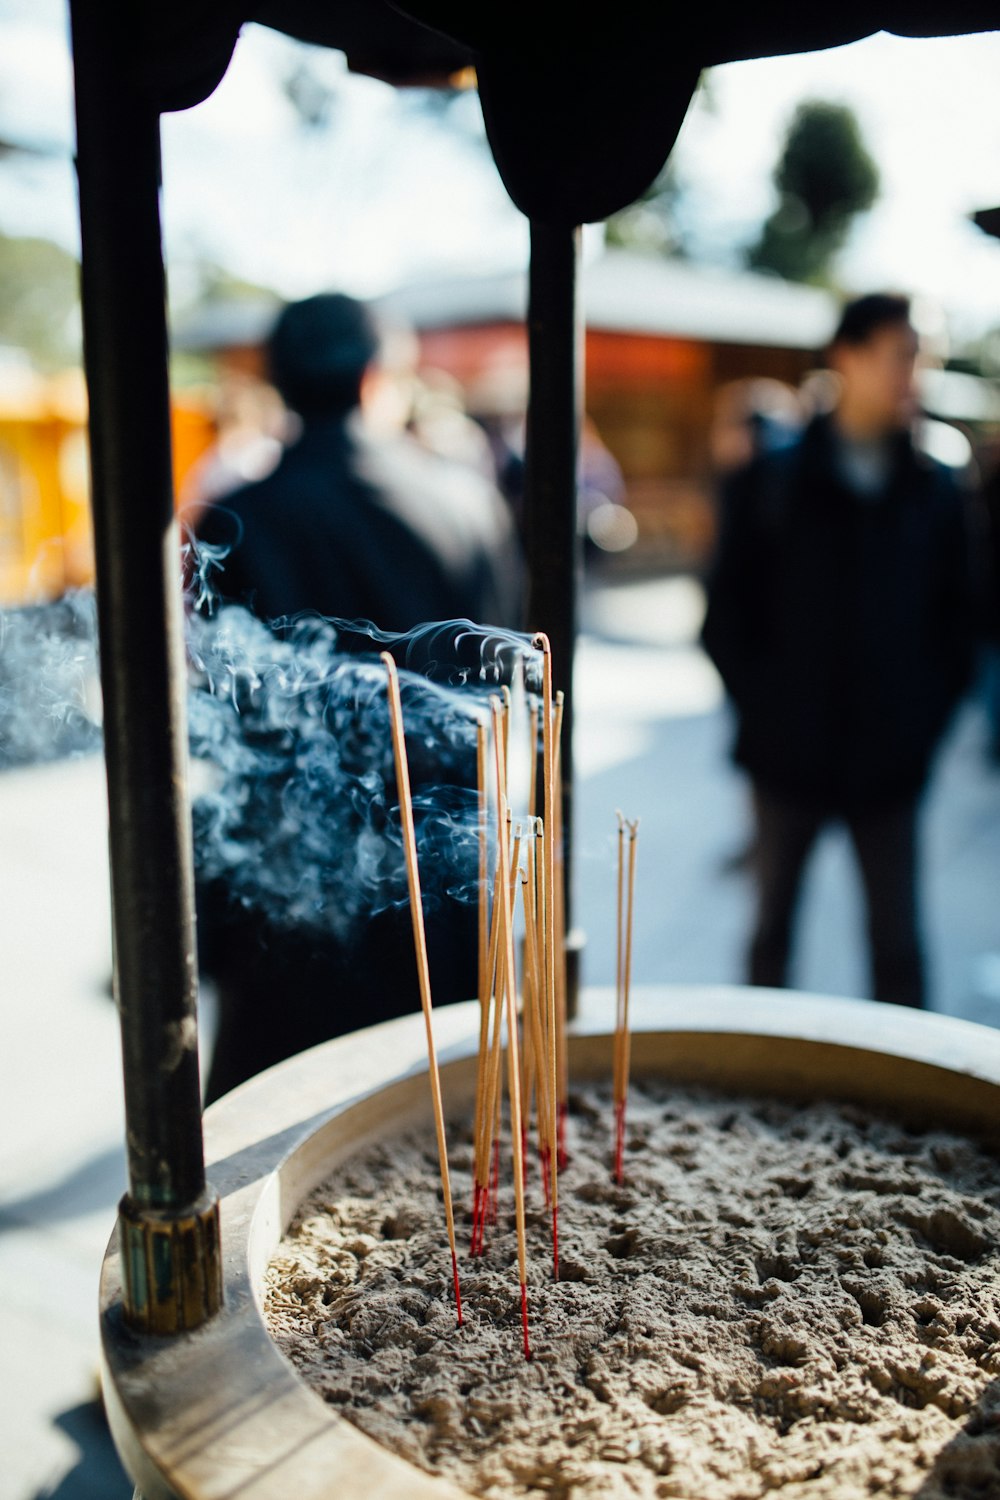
top-left (467, 637), bottom-right (568, 1361)
top-left (613, 813), bottom-right (639, 1186)
top-left (381, 639), bottom-right (636, 1362)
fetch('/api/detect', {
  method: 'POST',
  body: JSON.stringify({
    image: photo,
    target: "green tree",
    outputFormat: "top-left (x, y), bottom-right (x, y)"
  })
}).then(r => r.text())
top-left (605, 159), bottom-right (687, 257)
top-left (605, 72), bottom-right (716, 258)
top-left (0, 232), bottom-right (81, 368)
top-left (747, 100), bottom-right (879, 285)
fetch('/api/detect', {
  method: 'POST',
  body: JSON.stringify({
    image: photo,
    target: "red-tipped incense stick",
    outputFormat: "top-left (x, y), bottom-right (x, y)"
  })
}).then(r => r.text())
top-left (533, 635), bottom-right (560, 1280)
top-left (381, 653), bottom-right (462, 1325)
top-left (613, 816), bottom-right (639, 1185)
top-left (491, 695), bottom-right (531, 1359)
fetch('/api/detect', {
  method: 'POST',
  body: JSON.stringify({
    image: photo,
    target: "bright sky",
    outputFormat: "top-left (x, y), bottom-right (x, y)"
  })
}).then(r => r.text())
top-left (3, 9), bottom-right (1000, 345)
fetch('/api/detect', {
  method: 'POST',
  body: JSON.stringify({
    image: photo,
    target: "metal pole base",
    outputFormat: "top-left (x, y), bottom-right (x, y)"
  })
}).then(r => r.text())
top-left (119, 1190), bottom-right (222, 1335)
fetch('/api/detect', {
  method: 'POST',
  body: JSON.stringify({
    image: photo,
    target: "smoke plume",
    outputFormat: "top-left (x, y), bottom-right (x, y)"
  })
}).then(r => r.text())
top-left (0, 586), bottom-right (540, 945)
top-left (0, 592), bottom-right (102, 768)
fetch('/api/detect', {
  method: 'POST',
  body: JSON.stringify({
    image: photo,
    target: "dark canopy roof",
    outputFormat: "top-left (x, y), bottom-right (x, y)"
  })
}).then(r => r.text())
top-left (137, 3), bottom-right (1000, 223)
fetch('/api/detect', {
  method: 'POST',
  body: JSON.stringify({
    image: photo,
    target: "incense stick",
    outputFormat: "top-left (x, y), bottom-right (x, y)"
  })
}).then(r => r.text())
top-left (553, 690), bottom-right (568, 1171)
top-left (477, 719), bottom-right (489, 1027)
top-left (527, 701), bottom-right (539, 822)
top-left (522, 836), bottom-right (552, 1199)
top-left (501, 682), bottom-right (512, 778)
top-left (472, 842), bottom-right (503, 1255)
top-left (531, 633), bottom-right (559, 1280)
top-left (474, 793), bottom-right (520, 1253)
top-left (492, 695), bottom-right (531, 1359)
top-left (472, 721), bottom-right (491, 1248)
top-left (614, 818), bottom-right (639, 1186)
top-left (381, 654), bottom-right (463, 1323)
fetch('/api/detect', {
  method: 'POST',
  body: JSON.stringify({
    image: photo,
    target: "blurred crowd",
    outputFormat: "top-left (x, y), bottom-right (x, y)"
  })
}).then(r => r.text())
top-left (6, 284), bottom-right (1000, 1096)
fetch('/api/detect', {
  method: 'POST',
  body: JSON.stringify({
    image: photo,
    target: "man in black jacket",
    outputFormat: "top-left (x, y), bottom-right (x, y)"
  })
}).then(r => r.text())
top-left (194, 292), bottom-right (521, 631)
top-left (701, 293), bottom-right (975, 1009)
top-left (190, 293), bottom-right (523, 1100)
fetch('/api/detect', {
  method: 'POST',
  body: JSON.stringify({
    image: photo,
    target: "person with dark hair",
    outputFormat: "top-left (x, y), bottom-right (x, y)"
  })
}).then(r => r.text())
top-left (190, 292), bottom-right (523, 1101)
top-left (194, 291), bottom-right (522, 630)
top-left (701, 292), bottom-right (976, 1010)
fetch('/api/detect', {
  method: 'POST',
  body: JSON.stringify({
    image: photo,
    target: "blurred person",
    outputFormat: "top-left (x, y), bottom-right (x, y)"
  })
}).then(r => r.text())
top-left (701, 293), bottom-right (976, 1009)
top-left (407, 365), bottom-right (498, 479)
top-left (709, 377), bottom-right (804, 476)
top-left (708, 378), bottom-right (805, 876)
top-left (191, 292), bottom-right (523, 1101)
top-left (178, 373), bottom-right (288, 516)
top-left (975, 447), bottom-right (1000, 762)
top-left (194, 292), bottom-right (522, 630)
top-left (469, 387), bottom-right (634, 563)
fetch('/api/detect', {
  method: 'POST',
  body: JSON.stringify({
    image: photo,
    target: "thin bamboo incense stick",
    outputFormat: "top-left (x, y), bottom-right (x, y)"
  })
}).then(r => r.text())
top-left (488, 810), bottom-right (516, 1231)
top-left (519, 867), bottom-right (534, 1178)
top-left (553, 690), bottom-right (568, 1169)
top-left (527, 701), bottom-right (539, 822)
top-left (475, 807), bottom-right (521, 1252)
top-left (492, 695), bottom-right (531, 1359)
top-left (531, 633), bottom-right (559, 1280)
top-left (613, 810), bottom-right (626, 1180)
top-left (471, 720), bottom-right (491, 1245)
top-left (522, 840), bottom-right (552, 1193)
top-left (615, 818), bottom-right (639, 1186)
top-left (472, 843), bottom-right (503, 1254)
top-left (613, 810), bottom-right (625, 1107)
top-left (478, 975), bottom-right (505, 1250)
top-left (501, 683), bottom-right (512, 778)
top-left (380, 653), bottom-right (462, 1324)
top-left (477, 720), bottom-right (489, 1027)
top-left (474, 863), bottom-right (505, 1253)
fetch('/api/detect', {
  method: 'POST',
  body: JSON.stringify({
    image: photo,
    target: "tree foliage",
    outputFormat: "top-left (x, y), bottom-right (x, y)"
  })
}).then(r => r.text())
top-left (605, 159), bottom-right (687, 257)
top-left (605, 71), bottom-right (716, 258)
top-left (0, 233), bottom-right (81, 369)
top-left (747, 100), bottom-right (879, 285)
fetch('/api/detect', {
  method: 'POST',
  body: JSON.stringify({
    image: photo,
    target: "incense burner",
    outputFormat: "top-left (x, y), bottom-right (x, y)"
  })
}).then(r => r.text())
top-left (99, 987), bottom-right (1000, 1498)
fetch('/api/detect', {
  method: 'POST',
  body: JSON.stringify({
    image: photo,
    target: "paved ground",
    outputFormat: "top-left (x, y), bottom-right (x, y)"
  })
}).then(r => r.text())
top-left (2, 572), bottom-right (999, 1497)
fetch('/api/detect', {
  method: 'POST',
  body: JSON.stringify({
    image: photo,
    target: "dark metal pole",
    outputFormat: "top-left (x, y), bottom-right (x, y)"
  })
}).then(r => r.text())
top-left (70, 3), bottom-right (220, 1333)
top-left (524, 221), bottom-right (584, 1010)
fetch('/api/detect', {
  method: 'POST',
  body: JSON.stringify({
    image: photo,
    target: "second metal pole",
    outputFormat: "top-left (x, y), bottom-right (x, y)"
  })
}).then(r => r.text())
top-left (524, 221), bottom-right (584, 1010)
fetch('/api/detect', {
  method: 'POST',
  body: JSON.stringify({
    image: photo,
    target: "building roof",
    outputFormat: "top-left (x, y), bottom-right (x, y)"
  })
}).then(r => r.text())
top-left (378, 249), bottom-right (838, 351)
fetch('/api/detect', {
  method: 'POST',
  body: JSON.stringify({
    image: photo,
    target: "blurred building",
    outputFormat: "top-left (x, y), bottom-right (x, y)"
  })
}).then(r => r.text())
top-left (4, 249), bottom-right (1000, 605)
top-left (379, 249), bottom-right (836, 567)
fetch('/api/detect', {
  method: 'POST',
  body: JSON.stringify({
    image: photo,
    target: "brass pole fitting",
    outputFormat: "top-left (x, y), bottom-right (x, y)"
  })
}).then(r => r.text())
top-left (118, 1190), bottom-right (223, 1335)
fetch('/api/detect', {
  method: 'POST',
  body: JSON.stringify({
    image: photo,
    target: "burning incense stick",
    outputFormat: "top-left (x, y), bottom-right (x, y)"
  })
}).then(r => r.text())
top-left (527, 701), bottom-right (539, 822)
top-left (501, 683), bottom-right (512, 777)
top-left (473, 806), bottom-right (520, 1253)
top-left (553, 690), bottom-right (569, 1170)
top-left (477, 719), bottom-right (489, 1025)
top-left (522, 836), bottom-right (553, 1201)
top-left (531, 633), bottom-right (560, 1280)
top-left (380, 652), bottom-right (462, 1325)
top-left (614, 816), bottom-right (639, 1186)
top-left (519, 876), bottom-right (534, 1176)
top-left (491, 695), bottom-right (531, 1359)
top-left (613, 810), bottom-right (625, 1174)
top-left (472, 844), bottom-right (503, 1254)
top-left (472, 719), bottom-right (492, 1247)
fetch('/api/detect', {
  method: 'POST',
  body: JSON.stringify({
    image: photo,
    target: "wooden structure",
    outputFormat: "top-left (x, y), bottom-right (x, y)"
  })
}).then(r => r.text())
top-left (67, 0), bottom-right (997, 1420)
top-left (386, 252), bottom-right (834, 562)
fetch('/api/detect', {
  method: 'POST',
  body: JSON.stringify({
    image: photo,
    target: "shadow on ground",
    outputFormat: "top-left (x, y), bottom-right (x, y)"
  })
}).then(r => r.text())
top-left (32, 1401), bottom-right (132, 1500)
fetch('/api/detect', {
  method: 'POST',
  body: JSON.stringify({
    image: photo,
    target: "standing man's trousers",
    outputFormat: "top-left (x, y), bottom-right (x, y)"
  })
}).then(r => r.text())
top-left (747, 784), bottom-right (925, 1009)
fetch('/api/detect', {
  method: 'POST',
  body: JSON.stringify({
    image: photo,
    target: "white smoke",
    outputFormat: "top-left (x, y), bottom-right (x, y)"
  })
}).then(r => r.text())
top-left (0, 586), bottom-right (541, 944)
